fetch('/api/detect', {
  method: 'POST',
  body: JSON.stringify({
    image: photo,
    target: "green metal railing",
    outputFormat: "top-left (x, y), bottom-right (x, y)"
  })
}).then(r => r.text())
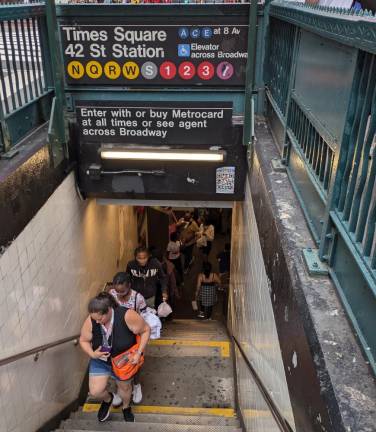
top-left (0, 2), bottom-right (53, 154)
top-left (287, 97), bottom-right (335, 198)
top-left (331, 52), bottom-right (376, 269)
top-left (266, 17), bottom-right (294, 118)
top-left (266, 1), bottom-right (376, 373)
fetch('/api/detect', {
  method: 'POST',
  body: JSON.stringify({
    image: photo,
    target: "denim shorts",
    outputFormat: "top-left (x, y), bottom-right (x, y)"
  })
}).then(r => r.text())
top-left (89, 359), bottom-right (133, 383)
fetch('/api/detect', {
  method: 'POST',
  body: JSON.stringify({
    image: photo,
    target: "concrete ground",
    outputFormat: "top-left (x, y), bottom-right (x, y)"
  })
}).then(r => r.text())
top-left (140, 319), bottom-right (235, 408)
top-left (100, 318), bottom-right (235, 411)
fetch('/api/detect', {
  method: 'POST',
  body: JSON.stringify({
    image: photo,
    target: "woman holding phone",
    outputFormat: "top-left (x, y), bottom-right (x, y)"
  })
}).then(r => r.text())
top-left (79, 292), bottom-right (150, 423)
top-left (108, 272), bottom-right (148, 404)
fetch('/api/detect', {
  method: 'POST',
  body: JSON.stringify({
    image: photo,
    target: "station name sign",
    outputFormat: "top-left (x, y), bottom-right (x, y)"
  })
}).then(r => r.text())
top-left (60, 18), bottom-right (248, 86)
top-left (76, 101), bottom-right (233, 145)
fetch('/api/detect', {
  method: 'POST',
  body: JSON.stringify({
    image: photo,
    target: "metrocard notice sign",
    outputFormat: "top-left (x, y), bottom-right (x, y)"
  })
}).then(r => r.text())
top-left (76, 101), bottom-right (233, 145)
top-left (60, 17), bottom-right (248, 86)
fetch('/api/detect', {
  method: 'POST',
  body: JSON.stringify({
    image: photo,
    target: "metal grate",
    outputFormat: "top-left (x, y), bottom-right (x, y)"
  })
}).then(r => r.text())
top-left (0, 16), bottom-right (47, 115)
top-left (334, 52), bottom-right (376, 271)
top-left (267, 17), bottom-right (295, 117)
top-left (287, 98), bottom-right (335, 196)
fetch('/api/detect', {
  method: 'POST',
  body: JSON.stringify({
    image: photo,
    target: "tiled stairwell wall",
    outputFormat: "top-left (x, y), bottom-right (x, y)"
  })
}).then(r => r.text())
top-left (0, 173), bottom-right (138, 432)
top-left (229, 179), bottom-right (295, 431)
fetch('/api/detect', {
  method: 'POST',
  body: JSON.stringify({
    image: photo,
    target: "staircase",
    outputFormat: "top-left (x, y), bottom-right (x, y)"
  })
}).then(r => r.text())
top-left (53, 319), bottom-right (242, 432)
top-left (56, 410), bottom-right (242, 431)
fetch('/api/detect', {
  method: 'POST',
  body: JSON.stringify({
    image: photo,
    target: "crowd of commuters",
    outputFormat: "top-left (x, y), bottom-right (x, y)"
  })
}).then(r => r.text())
top-left (79, 207), bottom-right (231, 424)
top-left (169, 209), bottom-right (231, 320)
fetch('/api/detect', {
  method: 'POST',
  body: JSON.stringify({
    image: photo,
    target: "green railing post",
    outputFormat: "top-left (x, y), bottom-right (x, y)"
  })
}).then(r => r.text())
top-left (0, 102), bottom-right (11, 154)
top-left (45, 0), bottom-right (67, 166)
top-left (281, 27), bottom-right (299, 164)
top-left (318, 50), bottom-right (365, 260)
top-left (39, 15), bottom-right (54, 92)
top-left (243, 0), bottom-right (259, 147)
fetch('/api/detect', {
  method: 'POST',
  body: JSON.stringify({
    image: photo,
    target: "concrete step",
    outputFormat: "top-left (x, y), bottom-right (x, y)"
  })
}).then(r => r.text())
top-left (161, 320), bottom-right (229, 341)
top-left (146, 343), bottom-right (226, 358)
top-left (70, 411), bottom-right (240, 427)
top-left (59, 419), bottom-right (242, 432)
top-left (126, 355), bottom-right (234, 408)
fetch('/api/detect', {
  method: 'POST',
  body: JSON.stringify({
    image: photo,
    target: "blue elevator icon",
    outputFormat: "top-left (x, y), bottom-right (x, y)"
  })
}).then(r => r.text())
top-left (178, 44), bottom-right (191, 57)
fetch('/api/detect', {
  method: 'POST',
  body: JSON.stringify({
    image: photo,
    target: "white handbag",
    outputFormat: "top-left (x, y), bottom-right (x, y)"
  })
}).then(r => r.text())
top-left (157, 301), bottom-right (173, 318)
top-left (141, 307), bottom-right (162, 340)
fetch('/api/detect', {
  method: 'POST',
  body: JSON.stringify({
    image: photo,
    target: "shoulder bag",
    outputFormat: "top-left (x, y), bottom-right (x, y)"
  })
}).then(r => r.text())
top-left (111, 335), bottom-right (144, 381)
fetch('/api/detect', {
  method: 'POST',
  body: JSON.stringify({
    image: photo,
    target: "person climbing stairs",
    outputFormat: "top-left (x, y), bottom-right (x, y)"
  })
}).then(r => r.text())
top-left (52, 319), bottom-right (242, 431)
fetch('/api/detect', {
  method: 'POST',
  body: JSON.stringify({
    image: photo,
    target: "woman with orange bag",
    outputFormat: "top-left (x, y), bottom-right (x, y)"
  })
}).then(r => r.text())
top-left (79, 292), bottom-right (150, 423)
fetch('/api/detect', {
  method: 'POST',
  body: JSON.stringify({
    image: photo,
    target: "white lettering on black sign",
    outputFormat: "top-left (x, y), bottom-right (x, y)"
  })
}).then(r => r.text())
top-left (76, 101), bottom-right (233, 145)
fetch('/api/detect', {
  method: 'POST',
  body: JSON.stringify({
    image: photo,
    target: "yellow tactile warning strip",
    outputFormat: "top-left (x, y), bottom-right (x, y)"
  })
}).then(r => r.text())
top-left (83, 403), bottom-right (236, 417)
top-left (148, 339), bottom-right (230, 357)
top-left (243, 409), bottom-right (271, 418)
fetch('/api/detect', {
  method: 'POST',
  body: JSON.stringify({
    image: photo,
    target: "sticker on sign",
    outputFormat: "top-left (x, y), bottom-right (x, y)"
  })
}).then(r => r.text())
top-left (216, 167), bottom-right (236, 194)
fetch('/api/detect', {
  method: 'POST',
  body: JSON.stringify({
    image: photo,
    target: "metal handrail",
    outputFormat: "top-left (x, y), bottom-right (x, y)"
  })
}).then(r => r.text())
top-left (0, 284), bottom-right (108, 367)
top-left (0, 334), bottom-right (80, 367)
top-left (232, 335), bottom-right (294, 432)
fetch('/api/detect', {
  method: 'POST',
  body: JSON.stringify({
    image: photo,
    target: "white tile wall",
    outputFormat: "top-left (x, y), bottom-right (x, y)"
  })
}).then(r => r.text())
top-left (230, 180), bottom-right (296, 431)
top-left (0, 173), bottom-right (138, 432)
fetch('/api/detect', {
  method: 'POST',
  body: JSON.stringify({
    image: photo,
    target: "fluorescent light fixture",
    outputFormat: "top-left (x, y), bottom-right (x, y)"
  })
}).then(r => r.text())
top-left (100, 148), bottom-right (225, 162)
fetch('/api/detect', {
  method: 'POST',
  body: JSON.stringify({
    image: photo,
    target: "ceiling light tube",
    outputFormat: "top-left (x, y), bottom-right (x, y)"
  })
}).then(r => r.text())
top-left (100, 148), bottom-right (225, 162)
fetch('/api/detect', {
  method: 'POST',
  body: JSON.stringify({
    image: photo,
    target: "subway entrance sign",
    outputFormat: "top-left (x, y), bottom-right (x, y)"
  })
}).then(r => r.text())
top-left (60, 17), bottom-right (248, 86)
top-left (63, 6), bottom-right (250, 200)
top-left (76, 100), bottom-right (247, 201)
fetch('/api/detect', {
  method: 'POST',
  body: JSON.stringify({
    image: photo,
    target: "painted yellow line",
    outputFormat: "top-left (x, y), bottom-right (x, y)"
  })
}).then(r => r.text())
top-left (148, 339), bottom-right (230, 357)
top-left (243, 409), bottom-right (272, 418)
top-left (83, 403), bottom-right (236, 417)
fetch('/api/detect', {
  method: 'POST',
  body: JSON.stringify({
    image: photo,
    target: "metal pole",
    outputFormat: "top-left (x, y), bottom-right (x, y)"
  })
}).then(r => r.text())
top-left (242, 0), bottom-right (259, 147)
top-left (44, 0), bottom-right (67, 165)
top-left (282, 27), bottom-right (299, 164)
top-left (0, 102), bottom-right (11, 154)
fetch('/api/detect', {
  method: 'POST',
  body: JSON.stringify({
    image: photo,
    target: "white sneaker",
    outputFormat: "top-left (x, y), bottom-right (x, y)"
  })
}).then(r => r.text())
top-left (112, 393), bottom-right (122, 408)
top-left (132, 384), bottom-right (142, 404)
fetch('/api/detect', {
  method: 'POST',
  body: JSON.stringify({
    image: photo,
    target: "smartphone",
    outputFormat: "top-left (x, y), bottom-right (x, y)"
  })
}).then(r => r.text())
top-left (100, 346), bottom-right (111, 353)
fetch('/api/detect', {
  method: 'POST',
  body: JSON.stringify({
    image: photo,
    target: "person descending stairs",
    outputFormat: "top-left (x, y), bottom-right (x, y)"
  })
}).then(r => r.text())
top-left (53, 319), bottom-right (242, 432)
